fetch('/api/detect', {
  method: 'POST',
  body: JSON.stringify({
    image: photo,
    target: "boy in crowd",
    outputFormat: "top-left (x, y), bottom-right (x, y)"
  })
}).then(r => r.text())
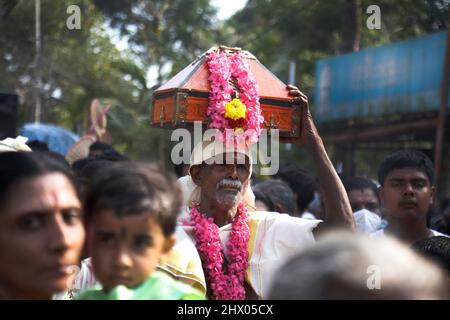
top-left (371, 149), bottom-right (448, 244)
top-left (78, 162), bottom-right (204, 300)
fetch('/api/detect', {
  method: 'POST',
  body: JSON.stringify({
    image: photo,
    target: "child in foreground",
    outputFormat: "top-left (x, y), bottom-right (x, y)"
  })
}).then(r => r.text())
top-left (78, 162), bottom-right (204, 300)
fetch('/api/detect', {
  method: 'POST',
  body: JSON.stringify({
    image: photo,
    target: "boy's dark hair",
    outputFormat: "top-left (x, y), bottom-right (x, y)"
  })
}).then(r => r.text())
top-left (412, 236), bottom-right (450, 275)
top-left (0, 151), bottom-right (75, 206)
top-left (44, 151), bottom-right (71, 168)
top-left (72, 157), bottom-right (95, 176)
top-left (253, 179), bottom-right (296, 215)
top-left (84, 162), bottom-right (182, 237)
top-left (378, 149), bottom-right (434, 186)
top-left (89, 142), bottom-right (127, 161)
top-left (89, 141), bottom-right (114, 153)
top-left (93, 150), bottom-right (128, 162)
top-left (253, 189), bottom-right (273, 211)
top-left (276, 164), bottom-right (317, 213)
top-left (75, 160), bottom-right (116, 201)
top-left (344, 176), bottom-right (379, 200)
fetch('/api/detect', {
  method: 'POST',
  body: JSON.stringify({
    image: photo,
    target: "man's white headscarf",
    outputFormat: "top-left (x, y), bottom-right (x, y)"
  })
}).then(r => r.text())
top-left (176, 139), bottom-right (256, 222)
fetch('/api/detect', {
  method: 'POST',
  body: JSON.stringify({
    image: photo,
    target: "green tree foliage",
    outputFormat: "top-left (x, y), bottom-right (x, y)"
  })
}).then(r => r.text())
top-left (92, 0), bottom-right (218, 82)
top-left (0, 0), bottom-right (183, 160)
top-left (91, 0), bottom-right (220, 161)
top-left (0, 1), bottom-right (139, 129)
top-left (223, 0), bottom-right (448, 176)
top-left (1, 0), bottom-right (447, 165)
top-left (226, 0), bottom-right (448, 94)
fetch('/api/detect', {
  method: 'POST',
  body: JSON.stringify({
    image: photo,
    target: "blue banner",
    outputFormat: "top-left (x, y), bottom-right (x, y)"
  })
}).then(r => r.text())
top-left (314, 32), bottom-right (449, 123)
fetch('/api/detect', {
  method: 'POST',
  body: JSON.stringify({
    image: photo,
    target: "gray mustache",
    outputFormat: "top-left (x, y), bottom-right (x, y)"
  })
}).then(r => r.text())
top-left (217, 179), bottom-right (243, 191)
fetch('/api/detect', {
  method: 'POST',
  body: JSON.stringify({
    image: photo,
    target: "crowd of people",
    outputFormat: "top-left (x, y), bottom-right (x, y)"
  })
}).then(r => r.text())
top-left (0, 86), bottom-right (449, 300)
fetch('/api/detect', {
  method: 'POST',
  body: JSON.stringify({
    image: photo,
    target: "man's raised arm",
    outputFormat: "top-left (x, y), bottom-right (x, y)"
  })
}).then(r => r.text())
top-left (282, 85), bottom-right (356, 234)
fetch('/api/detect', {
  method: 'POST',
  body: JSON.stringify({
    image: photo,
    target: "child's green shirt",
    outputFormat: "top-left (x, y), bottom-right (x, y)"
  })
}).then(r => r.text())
top-left (77, 271), bottom-right (205, 300)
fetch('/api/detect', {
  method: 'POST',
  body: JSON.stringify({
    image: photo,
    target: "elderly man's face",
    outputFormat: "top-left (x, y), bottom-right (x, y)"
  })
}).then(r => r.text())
top-left (191, 152), bottom-right (251, 211)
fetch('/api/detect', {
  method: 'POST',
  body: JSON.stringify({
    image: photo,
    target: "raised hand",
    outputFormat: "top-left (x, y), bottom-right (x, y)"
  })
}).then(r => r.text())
top-left (281, 85), bottom-right (322, 151)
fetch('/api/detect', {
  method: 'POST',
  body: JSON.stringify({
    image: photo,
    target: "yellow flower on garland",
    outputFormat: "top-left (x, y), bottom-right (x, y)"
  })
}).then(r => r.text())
top-left (225, 98), bottom-right (246, 121)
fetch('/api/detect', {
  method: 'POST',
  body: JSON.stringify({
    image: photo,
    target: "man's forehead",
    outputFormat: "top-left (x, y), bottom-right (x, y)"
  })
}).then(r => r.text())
top-left (349, 188), bottom-right (378, 199)
top-left (386, 167), bottom-right (429, 180)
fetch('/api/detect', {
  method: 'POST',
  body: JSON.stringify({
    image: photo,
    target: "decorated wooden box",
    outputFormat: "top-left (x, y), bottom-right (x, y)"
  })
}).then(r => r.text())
top-left (151, 47), bottom-right (302, 137)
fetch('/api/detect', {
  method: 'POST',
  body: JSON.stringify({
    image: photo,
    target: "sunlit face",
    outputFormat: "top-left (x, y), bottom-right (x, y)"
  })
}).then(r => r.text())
top-left (90, 211), bottom-right (175, 292)
top-left (0, 173), bottom-right (85, 299)
top-left (348, 188), bottom-right (381, 216)
top-left (191, 152), bottom-right (251, 213)
top-left (380, 168), bottom-right (434, 221)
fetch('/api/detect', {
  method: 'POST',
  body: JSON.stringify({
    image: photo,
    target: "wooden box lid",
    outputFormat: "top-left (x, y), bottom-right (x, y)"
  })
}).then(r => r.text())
top-left (154, 47), bottom-right (291, 102)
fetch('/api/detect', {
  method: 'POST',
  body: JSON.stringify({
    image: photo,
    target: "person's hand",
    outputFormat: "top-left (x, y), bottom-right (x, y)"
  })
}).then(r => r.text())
top-left (280, 85), bottom-right (322, 150)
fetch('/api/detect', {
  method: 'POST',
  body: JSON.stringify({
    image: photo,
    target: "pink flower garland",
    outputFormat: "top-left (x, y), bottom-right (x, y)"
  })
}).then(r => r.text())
top-left (207, 50), bottom-right (264, 145)
top-left (187, 202), bottom-right (250, 300)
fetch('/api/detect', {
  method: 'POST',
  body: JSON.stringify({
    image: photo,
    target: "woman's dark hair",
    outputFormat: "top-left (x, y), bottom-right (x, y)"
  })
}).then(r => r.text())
top-left (84, 162), bottom-right (182, 237)
top-left (0, 151), bottom-right (76, 206)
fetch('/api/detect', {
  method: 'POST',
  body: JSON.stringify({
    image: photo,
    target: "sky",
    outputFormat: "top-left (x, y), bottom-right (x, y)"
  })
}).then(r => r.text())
top-left (211, 0), bottom-right (248, 20)
top-left (108, 0), bottom-right (249, 86)
top-left (144, 0), bottom-right (248, 86)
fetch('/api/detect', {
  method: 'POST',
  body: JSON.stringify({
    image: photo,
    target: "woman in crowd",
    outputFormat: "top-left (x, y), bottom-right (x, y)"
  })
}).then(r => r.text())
top-left (0, 152), bottom-right (85, 299)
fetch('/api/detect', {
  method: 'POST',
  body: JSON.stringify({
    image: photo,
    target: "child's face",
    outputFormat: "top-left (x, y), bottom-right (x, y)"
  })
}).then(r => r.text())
top-left (90, 211), bottom-right (175, 292)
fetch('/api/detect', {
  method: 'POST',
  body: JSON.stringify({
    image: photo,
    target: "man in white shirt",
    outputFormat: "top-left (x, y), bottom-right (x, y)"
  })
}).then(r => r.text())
top-left (160, 86), bottom-right (355, 299)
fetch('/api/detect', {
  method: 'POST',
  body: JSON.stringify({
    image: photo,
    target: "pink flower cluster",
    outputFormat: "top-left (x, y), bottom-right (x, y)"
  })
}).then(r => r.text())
top-left (188, 202), bottom-right (250, 300)
top-left (207, 50), bottom-right (264, 145)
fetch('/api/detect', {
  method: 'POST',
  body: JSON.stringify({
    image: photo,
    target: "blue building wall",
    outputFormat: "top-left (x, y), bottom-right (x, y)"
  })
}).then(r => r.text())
top-left (314, 32), bottom-right (449, 123)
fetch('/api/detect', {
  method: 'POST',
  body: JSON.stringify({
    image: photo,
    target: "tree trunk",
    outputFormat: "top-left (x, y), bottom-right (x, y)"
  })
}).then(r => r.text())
top-left (339, 0), bottom-right (361, 53)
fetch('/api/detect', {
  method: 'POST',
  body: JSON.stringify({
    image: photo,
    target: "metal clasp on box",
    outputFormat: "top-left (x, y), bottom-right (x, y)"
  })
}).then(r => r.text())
top-left (291, 105), bottom-right (300, 136)
top-left (159, 105), bottom-right (165, 127)
top-left (264, 112), bottom-right (279, 135)
top-left (174, 92), bottom-right (188, 126)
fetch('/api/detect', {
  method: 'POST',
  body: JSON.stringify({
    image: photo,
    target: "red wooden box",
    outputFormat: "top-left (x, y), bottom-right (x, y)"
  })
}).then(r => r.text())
top-left (150, 47), bottom-right (301, 137)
